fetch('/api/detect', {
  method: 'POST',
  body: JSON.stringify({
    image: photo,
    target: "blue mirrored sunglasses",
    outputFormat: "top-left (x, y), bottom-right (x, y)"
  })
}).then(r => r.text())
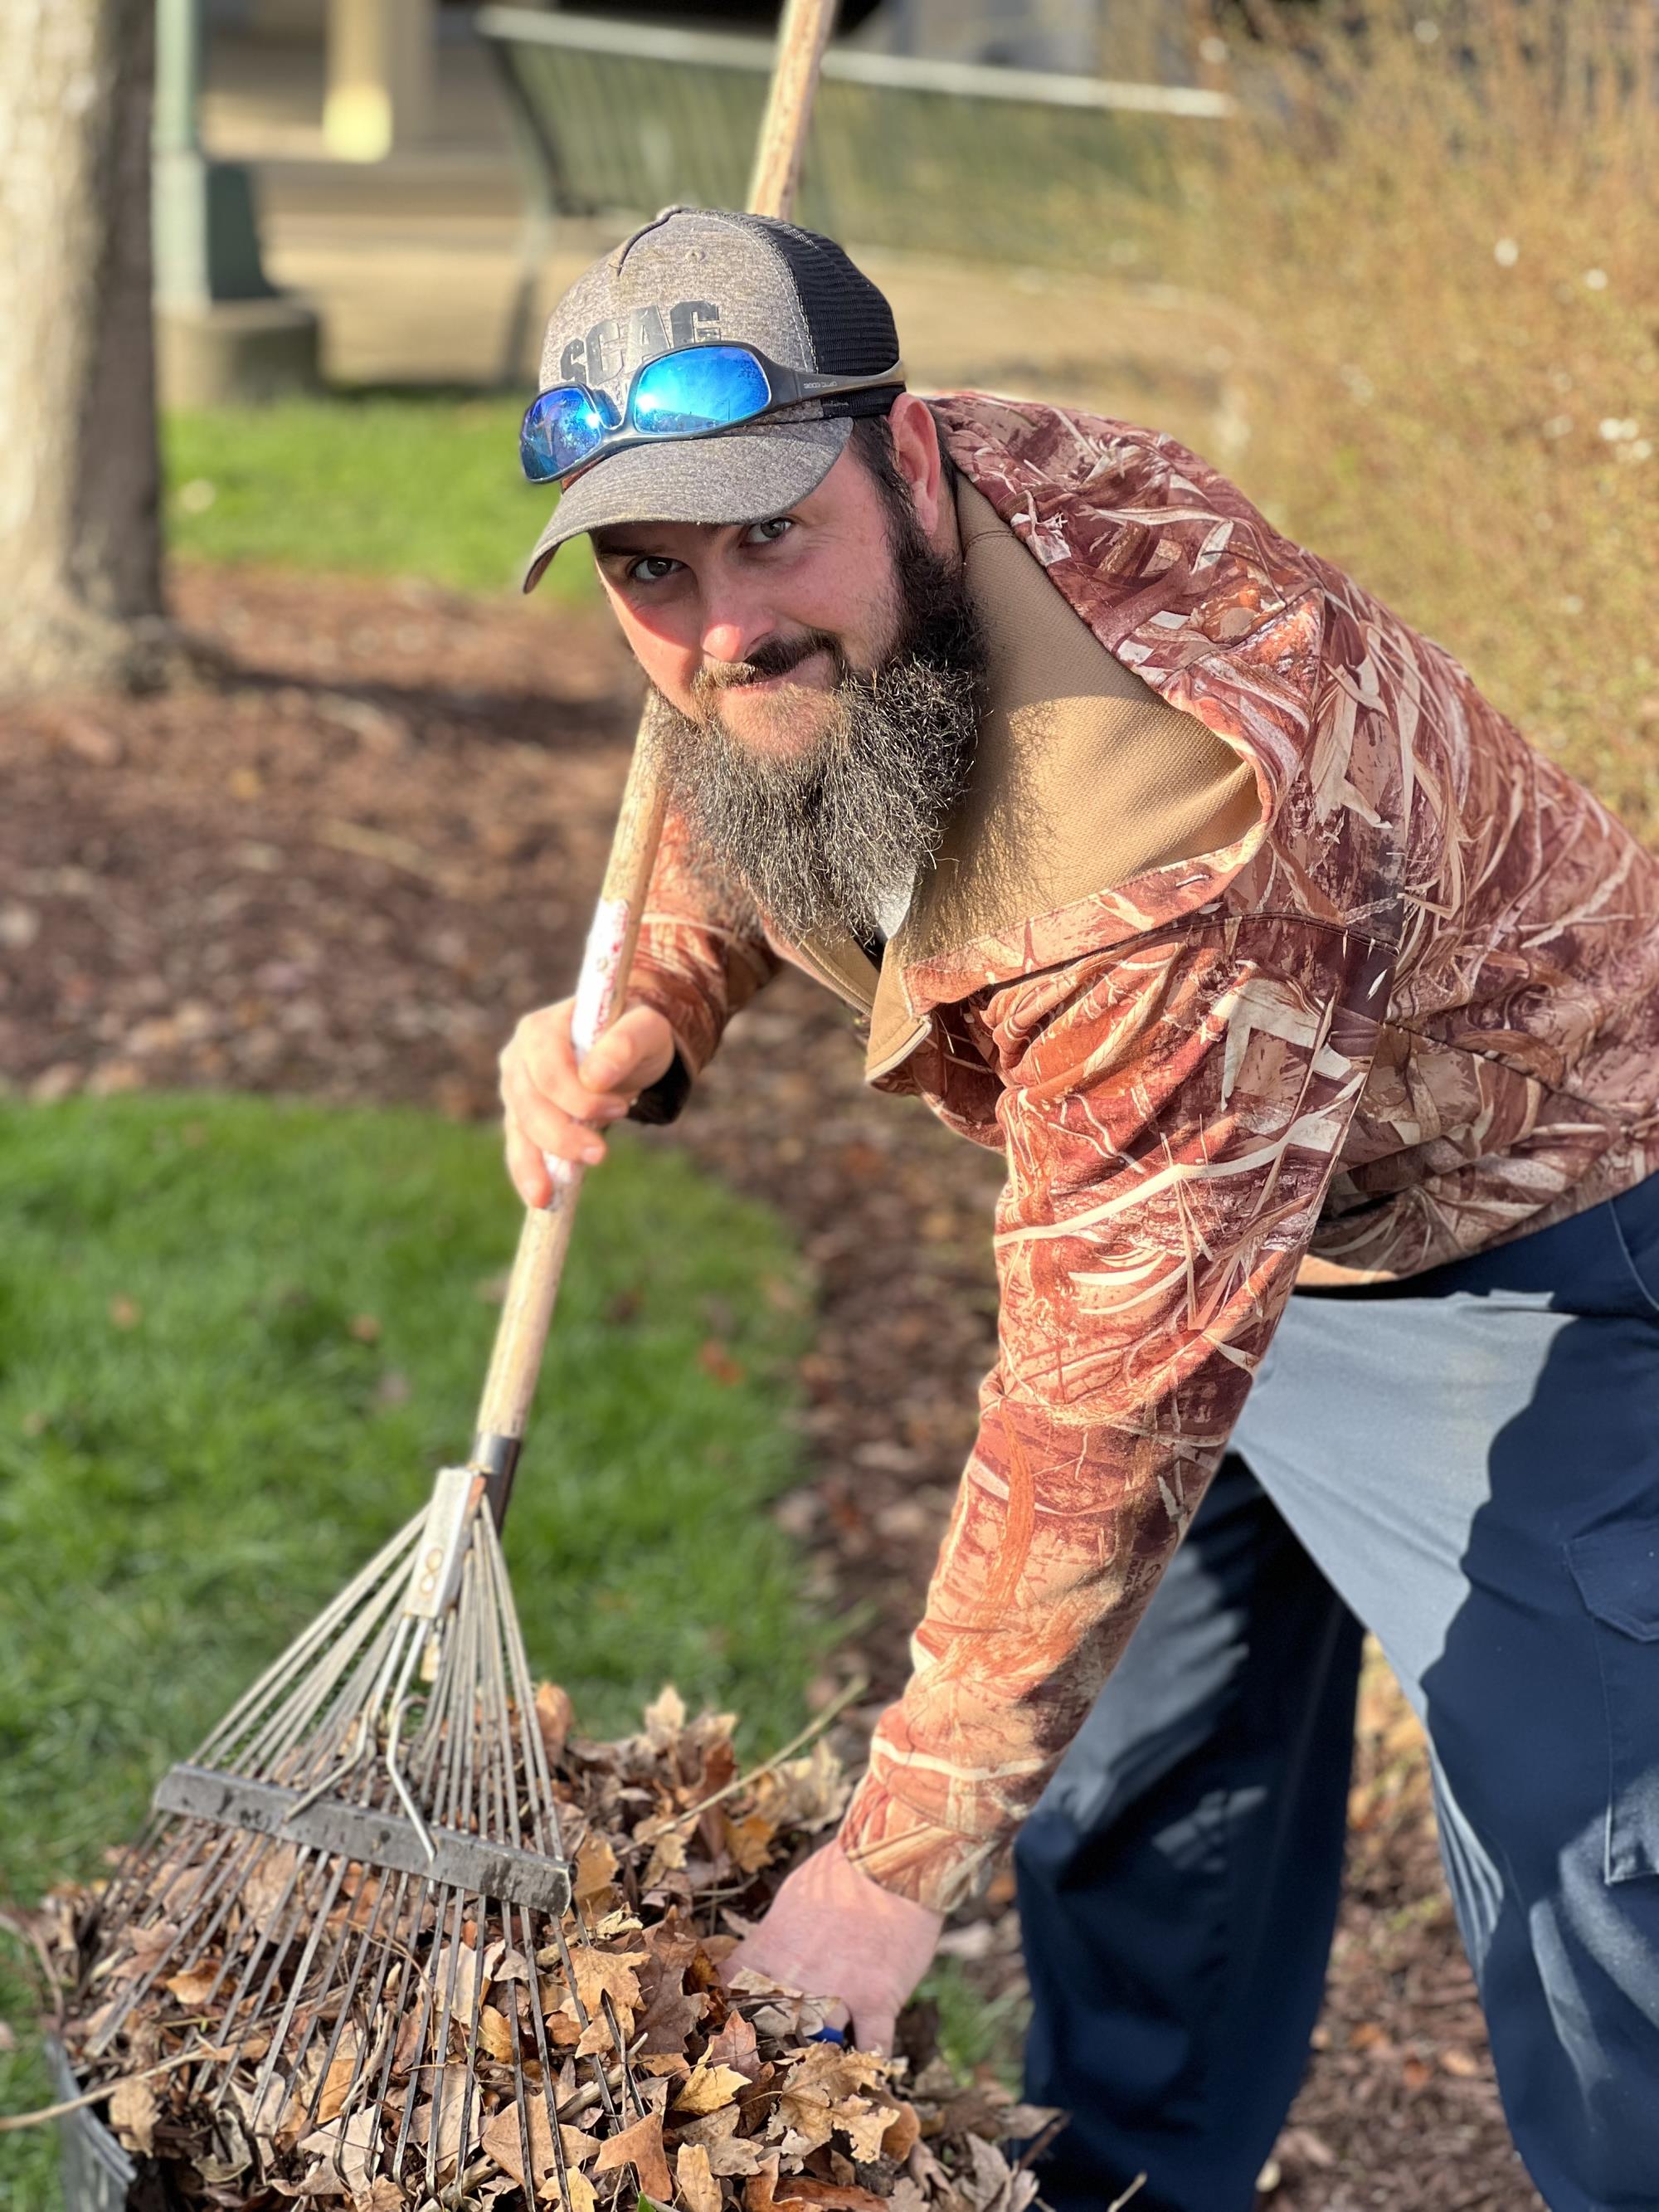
top-left (519, 342), bottom-right (905, 485)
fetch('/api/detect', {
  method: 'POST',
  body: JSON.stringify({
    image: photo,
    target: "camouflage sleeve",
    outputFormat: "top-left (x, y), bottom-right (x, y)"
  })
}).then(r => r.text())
top-left (837, 915), bottom-right (1393, 1912)
top-left (620, 806), bottom-right (780, 1094)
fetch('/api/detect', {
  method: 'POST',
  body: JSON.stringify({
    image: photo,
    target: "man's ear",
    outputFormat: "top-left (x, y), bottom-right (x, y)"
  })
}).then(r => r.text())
top-left (886, 393), bottom-right (953, 548)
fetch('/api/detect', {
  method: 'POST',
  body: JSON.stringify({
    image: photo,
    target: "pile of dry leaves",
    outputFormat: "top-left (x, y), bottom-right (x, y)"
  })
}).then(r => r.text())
top-left (37, 1686), bottom-right (1054, 2212)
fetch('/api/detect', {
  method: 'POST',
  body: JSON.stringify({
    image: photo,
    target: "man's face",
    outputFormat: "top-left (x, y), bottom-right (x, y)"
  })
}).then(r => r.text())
top-left (584, 403), bottom-right (984, 948)
top-left (589, 439), bottom-right (907, 758)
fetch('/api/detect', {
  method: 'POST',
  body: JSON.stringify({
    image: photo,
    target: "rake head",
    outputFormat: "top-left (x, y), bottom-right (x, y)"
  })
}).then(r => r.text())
top-left (65, 1475), bottom-right (647, 2206)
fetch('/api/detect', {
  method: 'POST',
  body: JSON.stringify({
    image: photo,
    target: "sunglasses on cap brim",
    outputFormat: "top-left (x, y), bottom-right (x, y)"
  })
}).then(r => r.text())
top-left (519, 342), bottom-right (906, 487)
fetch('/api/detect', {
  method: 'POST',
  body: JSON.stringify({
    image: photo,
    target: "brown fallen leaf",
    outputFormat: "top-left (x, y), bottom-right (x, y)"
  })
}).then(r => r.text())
top-left (109, 2075), bottom-right (158, 2156)
top-left (559, 1946), bottom-right (649, 2029)
top-left (698, 1339), bottom-right (746, 1387)
top-left (745, 2156), bottom-right (784, 2212)
top-left (574, 1832), bottom-right (619, 1911)
top-left (721, 1811), bottom-right (777, 1876)
top-left (836, 2100), bottom-right (905, 2163)
top-left (1438, 2045), bottom-right (1482, 2078)
top-left (776, 2184), bottom-right (889, 2212)
top-left (123, 1919), bottom-right (181, 1975)
top-left (678, 2141), bottom-right (723, 2212)
top-left (679, 2107), bottom-right (769, 2177)
top-left (703, 2010), bottom-right (761, 2082)
top-left (480, 2098), bottom-right (557, 2194)
top-left (316, 2040), bottom-right (361, 2127)
top-left (163, 1966), bottom-right (221, 2007)
top-left (478, 2005), bottom-right (516, 2063)
top-left (592, 2108), bottom-right (672, 2201)
top-left (241, 1844), bottom-right (300, 1940)
top-left (534, 1683), bottom-right (574, 1764)
top-left (880, 2103), bottom-right (920, 2161)
top-left (674, 2059), bottom-right (751, 2117)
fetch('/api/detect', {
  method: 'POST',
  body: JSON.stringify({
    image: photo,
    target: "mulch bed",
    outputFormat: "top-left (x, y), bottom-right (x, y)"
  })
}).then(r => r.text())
top-left (0, 568), bottom-right (1540, 2210)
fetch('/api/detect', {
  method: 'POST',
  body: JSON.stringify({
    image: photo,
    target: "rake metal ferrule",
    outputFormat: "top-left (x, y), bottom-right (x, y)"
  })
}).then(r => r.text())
top-left (469, 1430), bottom-right (521, 1524)
top-left (153, 1766), bottom-right (574, 1917)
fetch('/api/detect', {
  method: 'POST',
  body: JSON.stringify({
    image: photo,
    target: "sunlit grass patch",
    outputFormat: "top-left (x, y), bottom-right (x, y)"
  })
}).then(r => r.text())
top-left (164, 392), bottom-right (596, 603)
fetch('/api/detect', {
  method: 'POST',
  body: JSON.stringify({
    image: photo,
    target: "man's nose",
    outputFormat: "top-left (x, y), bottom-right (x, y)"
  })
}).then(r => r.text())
top-left (698, 586), bottom-right (770, 669)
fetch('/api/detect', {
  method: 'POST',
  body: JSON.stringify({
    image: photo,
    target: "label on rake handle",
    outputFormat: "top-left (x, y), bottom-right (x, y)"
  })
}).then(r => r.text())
top-left (155, 1765), bottom-right (573, 1916)
top-left (571, 896), bottom-right (630, 1059)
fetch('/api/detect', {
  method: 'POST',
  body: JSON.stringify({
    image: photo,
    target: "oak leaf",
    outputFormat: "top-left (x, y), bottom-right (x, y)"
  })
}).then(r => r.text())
top-left (678, 2141), bottom-right (723, 2212)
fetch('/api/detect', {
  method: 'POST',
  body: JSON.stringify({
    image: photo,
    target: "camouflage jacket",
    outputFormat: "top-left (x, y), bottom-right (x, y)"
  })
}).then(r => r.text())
top-left (623, 394), bottom-right (1659, 1911)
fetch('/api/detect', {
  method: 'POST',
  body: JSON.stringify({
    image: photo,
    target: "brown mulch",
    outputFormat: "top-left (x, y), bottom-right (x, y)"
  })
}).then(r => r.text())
top-left (0, 568), bottom-right (1540, 2211)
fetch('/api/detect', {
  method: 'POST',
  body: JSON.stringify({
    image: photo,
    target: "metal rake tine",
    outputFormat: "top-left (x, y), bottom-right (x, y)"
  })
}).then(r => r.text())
top-left (92, 1812), bottom-right (178, 1936)
top-left (85, 1820), bottom-right (263, 2059)
top-left (362, 1876), bottom-right (434, 2171)
top-left (192, 1513), bottom-right (424, 1765)
top-left (546, 1919), bottom-right (619, 2127)
top-left (510, 2021), bottom-right (538, 2212)
top-left (226, 1586), bottom-right (402, 1781)
top-left (485, 1513), bottom-right (569, 1858)
top-left (600, 1990), bottom-right (646, 2118)
top-left (223, 1844), bottom-right (354, 2119)
top-left (276, 1606), bottom-right (421, 1805)
top-left (518, 1900), bottom-right (572, 2212)
top-left (93, 1811), bottom-right (234, 1965)
top-left (415, 1882), bottom-right (469, 2191)
top-left (286, 1845), bottom-right (405, 2136)
top-left (450, 1896), bottom-right (494, 2195)
top-left (206, 1844), bottom-right (333, 2110)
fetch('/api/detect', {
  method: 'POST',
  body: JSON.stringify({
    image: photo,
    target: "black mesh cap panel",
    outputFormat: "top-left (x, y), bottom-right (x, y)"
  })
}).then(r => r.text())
top-left (722, 213), bottom-right (901, 378)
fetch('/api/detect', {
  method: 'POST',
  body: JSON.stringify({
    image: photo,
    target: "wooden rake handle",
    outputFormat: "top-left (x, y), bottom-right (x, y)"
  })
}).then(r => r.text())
top-left (471, 0), bottom-right (841, 1518)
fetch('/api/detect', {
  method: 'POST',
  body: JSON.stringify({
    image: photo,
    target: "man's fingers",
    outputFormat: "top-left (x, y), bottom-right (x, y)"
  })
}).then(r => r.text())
top-left (515, 1020), bottom-right (628, 1124)
top-left (577, 1004), bottom-right (676, 1099)
top-left (850, 2007), bottom-right (895, 2057)
top-left (504, 1118), bottom-right (553, 1211)
top-left (500, 1055), bottom-right (607, 1170)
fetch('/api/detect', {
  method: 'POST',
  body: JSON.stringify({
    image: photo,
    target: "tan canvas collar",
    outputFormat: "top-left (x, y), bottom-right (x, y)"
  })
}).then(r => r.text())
top-left (796, 471), bottom-right (1255, 1081)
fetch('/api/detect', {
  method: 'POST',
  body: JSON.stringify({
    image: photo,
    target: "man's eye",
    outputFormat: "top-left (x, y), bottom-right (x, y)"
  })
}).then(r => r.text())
top-left (625, 555), bottom-right (682, 584)
top-left (743, 518), bottom-right (793, 545)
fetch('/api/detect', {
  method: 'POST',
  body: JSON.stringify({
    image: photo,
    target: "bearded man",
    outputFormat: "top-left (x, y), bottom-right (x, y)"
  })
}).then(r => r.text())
top-left (498, 210), bottom-right (1659, 2212)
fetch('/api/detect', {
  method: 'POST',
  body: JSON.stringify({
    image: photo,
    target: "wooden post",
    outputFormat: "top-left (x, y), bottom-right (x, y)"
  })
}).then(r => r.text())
top-left (324, 0), bottom-right (435, 163)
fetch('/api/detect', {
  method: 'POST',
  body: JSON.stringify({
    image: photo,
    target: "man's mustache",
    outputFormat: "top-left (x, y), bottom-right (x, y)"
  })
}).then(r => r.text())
top-left (693, 629), bottom-right (846, 697)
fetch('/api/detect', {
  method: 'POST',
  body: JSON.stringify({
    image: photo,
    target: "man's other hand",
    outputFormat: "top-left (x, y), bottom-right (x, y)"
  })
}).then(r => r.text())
top-left (726, 1836), bottom-right (945, 2054)
top-left (499, 998), bottom-right (676, 1206)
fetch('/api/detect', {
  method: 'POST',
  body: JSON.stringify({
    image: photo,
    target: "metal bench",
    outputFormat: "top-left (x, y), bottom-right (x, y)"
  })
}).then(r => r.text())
top-left (474, 5), bottom-right (1232, 382)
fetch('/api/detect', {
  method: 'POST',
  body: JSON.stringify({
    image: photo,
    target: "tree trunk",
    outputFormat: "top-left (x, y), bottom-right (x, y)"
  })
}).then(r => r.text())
top-left (0, 0), bottom-right (168, 699)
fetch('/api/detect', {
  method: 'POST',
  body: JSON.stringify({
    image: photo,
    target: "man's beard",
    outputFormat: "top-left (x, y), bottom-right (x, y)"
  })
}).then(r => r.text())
top-left (648, 499), bottom-right (985, 948)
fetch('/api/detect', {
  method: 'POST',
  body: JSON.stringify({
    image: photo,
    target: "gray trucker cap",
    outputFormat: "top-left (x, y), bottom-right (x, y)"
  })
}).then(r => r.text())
top-left (520, 207), bottom-right (903, 592)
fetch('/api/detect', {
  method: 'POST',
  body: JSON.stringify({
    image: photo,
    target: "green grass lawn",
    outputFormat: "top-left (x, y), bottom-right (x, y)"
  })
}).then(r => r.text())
top-left (164, 392), bottom-right (595, 602)
top-left (0, 1094), bottom-right (815, 2205)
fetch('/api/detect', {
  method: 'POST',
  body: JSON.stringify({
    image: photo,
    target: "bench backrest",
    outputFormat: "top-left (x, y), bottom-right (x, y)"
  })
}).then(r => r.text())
top-left (474, 6), bottom-right (1232, 273)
